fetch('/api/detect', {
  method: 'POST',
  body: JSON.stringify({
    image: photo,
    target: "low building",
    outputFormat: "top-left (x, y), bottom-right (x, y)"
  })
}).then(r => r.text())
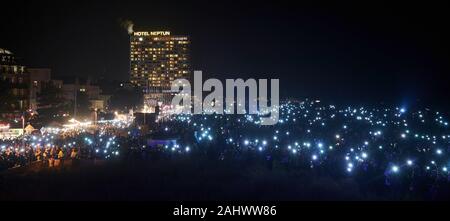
top-left (0, 122), bottom-right (24, 140)
top-left (61, 78), bottom-right (101, 100)
top-left (0, 48), bottom-right (31, 120)
top-left (90, 99), bottom-right (105, 111)
top-left (28, 68), bottom-right (52, 94)
top-left (60, 77), bottom-right (111, 112)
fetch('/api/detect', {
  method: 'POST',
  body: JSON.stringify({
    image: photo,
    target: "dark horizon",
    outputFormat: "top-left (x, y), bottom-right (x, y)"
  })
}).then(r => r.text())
top-left (1, 0), bottom-right (449, 108)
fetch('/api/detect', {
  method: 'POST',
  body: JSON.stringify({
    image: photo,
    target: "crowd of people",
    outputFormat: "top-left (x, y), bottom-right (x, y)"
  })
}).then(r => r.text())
top-left (148, 100), bottom-right (450, 198)
top-left (0, 143), bottom-right (78, 170)
top-left (0, 121), bottom-right (128, 172)
top-left (2, 101), bottom-right (450, 199)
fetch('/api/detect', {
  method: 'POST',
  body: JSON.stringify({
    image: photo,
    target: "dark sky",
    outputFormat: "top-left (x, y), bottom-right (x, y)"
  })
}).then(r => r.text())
top-left (1, 0), bottom-right (449, 107)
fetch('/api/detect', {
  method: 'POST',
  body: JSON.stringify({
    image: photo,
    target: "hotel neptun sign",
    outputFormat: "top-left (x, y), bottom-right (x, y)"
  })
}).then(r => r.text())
top-left (133, 31), bottom-right (171, 36)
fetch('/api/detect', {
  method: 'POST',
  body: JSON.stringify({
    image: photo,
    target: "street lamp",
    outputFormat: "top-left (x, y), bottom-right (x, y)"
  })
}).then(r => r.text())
top-left (21, 112), bottom-right (25, 150)
top-left (94, 108), bottom-right (98, 125)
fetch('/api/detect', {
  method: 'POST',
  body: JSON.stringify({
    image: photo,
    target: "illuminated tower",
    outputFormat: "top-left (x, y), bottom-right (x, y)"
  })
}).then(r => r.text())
top-left (130, 31), bottom-right (190, 107)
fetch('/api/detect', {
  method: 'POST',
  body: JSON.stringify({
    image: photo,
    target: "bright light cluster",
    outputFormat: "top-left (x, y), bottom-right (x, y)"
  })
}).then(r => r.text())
top-left (163, 100), bottom-right (450, 182)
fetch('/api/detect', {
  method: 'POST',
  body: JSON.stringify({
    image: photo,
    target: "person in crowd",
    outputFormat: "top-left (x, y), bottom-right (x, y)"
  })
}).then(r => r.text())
top-left (35, 148), bottom-right (42, 161)
top-left (70, 148), bottom-right (78, 159)
top-left (57, 148), bottom-right (65, 167)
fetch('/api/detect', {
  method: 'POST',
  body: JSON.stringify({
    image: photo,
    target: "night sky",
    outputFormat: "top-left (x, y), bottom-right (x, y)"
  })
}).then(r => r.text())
top-left (1, 1), bottom-right (449, 108)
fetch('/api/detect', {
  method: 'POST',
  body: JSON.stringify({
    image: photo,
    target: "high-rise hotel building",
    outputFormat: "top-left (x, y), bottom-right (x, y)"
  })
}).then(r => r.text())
top-left (130, 31), bottom-right (190, 106)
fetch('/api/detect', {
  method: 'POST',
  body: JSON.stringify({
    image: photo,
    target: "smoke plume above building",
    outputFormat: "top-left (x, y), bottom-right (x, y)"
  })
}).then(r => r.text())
top-left (119, 19), bottom-right (134, 35)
